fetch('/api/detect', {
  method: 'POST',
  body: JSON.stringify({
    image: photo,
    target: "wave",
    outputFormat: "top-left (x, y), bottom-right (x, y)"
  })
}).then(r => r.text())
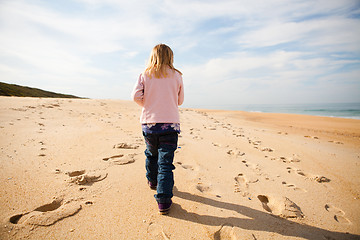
top-left (304, 109), bottom-right (360, 113)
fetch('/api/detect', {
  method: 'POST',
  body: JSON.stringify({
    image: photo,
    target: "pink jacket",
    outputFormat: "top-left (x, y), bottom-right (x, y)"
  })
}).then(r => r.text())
top-left (131, 68), bottom-right (184, 124)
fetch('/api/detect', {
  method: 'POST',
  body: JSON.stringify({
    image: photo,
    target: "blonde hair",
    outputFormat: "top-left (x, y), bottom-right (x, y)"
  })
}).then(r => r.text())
top-left (145, 44), bottom-right (182, 78)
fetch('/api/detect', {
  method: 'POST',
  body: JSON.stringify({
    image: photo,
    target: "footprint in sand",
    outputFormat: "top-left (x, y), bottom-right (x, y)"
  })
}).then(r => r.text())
top-left (233, 133), bottom-right (245, 137)
top-left (241, 160), bottom-right (250, 167)
top-left (192, 135), bottom-right (203, 140)
top-left (281, 181), bottom-right (307, 192)
top-left (8, 198), bottom-right (81, 226)
top-left (261, 147), bottom-right (274, 152)
top-left (234, 173), bottom-right (258, 197)
top-left (175, 162), bottom-right (195, 171)
top-left (311, 175), bottom-right (331, 183)
top-left (66, 170), bottom-right (85, 177)
top-left (113, 143), bottom-right (139, 149)
top-left (147, 223), bottom-right (170, 239)
top-left (288, 154), bottom-right (301, 163)
top-left (325, 204), bottom-right (351, 224)
top-left (66, 170), bottom-right (108, 185)
top-left (234, 174), bottom-right (249, 196)
top-left (251, 140), bottom-right (262, 146)
top-left (286, 167), bottom-right (330, 183)
top-left (102, 154), bottom-right (136, 165)
top-left (272, 154), bottom-right (301, 163)
top-left (212, 142), bottom-right (221, 147)
top-left (304, 135), bottom-right (319, 139)
top-left (226, 149), bottom-right (245, 157)
top-left (241, 160), bottom-right (262, 175)
top-left (195, 183), bottom-right (212, 193)
top-left (286, 167), bottom-right (308, 177)
top-left (328, 140), bottom-right (344, 145)
top-left (257, 195), bottom-right (304, 219)
top-left (212, 224), bottom-right (242, 240)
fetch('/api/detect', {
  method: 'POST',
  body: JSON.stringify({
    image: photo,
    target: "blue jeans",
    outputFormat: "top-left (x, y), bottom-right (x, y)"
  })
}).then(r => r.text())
top-left (143, 131), bottom-right (178, 203)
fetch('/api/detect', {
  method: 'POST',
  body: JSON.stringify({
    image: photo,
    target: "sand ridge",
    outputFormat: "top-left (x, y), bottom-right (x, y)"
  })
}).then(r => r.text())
top-left (0, 97), bottom-right (359, 239)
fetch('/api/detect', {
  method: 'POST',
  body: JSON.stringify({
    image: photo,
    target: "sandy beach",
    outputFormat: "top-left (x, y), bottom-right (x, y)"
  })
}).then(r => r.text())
top-left (0, 96), bottom-right (359, 240)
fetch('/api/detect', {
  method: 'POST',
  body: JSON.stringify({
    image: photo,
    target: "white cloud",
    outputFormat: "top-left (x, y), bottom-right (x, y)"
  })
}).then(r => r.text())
top-left (237, 15), bottom-right (360, 54)
top-left (0, 0), bottom-right (359, 105)
top-left (0, 0), bottom-right (162, 95)
top-left (182, 46), bottom-right (360, 105)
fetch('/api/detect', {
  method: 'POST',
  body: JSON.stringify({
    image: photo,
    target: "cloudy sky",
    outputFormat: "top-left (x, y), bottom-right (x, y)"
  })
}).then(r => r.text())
top-left (0, 0), bottom-right (359, 108)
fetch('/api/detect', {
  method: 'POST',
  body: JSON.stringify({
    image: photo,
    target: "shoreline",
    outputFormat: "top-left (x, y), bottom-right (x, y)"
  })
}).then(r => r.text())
top-left (3, 96), bottom-right (360, 120)
top-left (182, 101), bottom-right (360, 120)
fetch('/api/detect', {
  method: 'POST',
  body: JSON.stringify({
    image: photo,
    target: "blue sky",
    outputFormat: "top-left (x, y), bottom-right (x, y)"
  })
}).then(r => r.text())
top-left (0, 0), bottom-right (359, 107)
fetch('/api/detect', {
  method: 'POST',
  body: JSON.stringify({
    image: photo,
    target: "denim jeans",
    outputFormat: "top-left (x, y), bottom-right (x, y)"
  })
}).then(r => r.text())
top-left (143, 131), bottom-right (178, 203)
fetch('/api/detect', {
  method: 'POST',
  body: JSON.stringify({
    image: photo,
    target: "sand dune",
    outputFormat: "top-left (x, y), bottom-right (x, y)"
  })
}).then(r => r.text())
top-left (0, 97), bottom-right (359, 239)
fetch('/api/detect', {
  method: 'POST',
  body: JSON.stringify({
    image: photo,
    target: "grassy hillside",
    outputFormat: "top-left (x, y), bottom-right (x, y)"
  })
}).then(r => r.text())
top-left (0, 82), bottom-right (82, 98)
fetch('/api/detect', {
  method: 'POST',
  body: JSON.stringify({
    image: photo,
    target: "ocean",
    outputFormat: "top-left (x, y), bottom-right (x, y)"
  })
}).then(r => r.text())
top-left (188, 102), bottom-right (360, 119)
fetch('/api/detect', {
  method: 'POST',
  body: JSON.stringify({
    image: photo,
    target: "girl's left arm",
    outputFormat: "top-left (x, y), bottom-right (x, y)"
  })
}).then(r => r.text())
top-left (178, 78), bottom-right (184, 106)
top-left (131, 74), bottom-right (144, 106)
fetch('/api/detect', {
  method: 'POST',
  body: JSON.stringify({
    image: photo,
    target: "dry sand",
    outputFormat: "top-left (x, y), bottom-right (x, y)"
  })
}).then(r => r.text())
top-left (0, 96), bottom-right (359, 239)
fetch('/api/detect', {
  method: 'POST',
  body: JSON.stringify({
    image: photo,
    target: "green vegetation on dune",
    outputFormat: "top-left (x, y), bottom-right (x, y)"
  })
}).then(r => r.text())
top-left (0, 82), bottom-right (82, 98)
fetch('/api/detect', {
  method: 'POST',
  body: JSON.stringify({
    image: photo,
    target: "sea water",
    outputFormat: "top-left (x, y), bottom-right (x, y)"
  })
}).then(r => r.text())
top-left (188, 102), bottom-right (360, 119)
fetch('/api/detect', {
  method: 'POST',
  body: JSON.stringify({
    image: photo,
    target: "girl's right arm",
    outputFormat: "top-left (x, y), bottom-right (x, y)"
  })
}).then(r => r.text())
top-left (131, 74), bottom-right (144, 107)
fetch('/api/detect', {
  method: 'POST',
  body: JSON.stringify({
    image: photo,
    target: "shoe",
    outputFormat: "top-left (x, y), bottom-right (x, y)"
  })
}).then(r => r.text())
top-left (158, 201), bottom-right (172, 215)
top-left (148, 181), bottom-right (157, 190)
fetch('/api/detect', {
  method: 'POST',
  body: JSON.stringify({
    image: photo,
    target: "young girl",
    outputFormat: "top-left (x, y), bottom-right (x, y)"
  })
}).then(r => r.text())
top-left (131, 44), bottom-right (184, 214)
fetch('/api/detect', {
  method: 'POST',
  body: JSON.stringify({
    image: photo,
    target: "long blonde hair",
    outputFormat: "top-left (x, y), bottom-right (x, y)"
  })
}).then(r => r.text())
top-left (145, 44), bottom-right (182, 78)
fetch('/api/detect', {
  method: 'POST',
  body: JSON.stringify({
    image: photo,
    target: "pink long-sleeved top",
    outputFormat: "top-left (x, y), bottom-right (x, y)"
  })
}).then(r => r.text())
top-left (131, 68), bottom-right (184, 124)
